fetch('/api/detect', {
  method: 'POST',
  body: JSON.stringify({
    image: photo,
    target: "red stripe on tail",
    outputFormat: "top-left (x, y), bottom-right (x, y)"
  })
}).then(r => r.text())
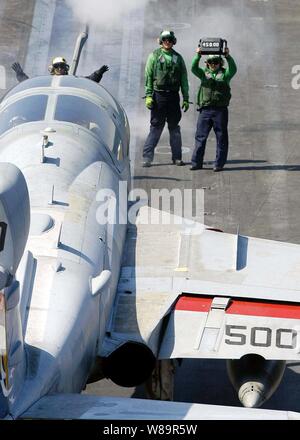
top-left (175, 295), bottom-right (300, 319)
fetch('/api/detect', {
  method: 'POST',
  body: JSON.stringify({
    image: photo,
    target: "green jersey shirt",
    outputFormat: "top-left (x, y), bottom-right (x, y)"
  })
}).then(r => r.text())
top-left (145, 47), bottom-right (189, 101)
top-left (191, 54), bottom-right (237, 107)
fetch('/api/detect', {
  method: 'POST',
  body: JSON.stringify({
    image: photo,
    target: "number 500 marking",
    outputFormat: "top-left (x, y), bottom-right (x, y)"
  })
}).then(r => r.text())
top-left (225, 325), bottom-right (297, 349)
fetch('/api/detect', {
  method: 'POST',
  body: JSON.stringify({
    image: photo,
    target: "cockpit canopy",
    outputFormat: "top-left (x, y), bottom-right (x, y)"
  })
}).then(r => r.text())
top-left (0, 76), bottom-right (129, 155)
top-left (0, 95), bottom-right (48, 133)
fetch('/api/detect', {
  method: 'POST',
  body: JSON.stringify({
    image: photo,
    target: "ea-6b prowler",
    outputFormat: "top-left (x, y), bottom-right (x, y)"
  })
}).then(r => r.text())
top-left (0, 32), bottom-right (299, 420)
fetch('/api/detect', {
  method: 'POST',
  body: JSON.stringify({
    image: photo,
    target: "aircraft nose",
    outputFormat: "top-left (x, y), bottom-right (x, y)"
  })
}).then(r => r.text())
top-left (238, 382), bottom-right (265, 408)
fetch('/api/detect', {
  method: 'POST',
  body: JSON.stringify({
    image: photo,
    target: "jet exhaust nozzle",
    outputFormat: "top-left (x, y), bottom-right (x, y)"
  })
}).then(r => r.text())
top-left (103, 342), bottom-right (156, 387)
top-left (226, 354), bottom-right (286, 408)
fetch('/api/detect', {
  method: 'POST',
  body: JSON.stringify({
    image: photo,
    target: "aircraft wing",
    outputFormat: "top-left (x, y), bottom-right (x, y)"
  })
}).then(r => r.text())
top-left (19, 394), bottom-right (300, 420)
top-left (101, 206), bottom-right (300, 361)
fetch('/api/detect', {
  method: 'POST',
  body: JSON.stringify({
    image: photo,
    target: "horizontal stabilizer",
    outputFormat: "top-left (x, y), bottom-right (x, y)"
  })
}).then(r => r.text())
top-left (159, 294), bottom-right (300, 360)
top-left (104, 206), bottom-right (300, 360)
top-left (20, 394), bottom-right (300, 420)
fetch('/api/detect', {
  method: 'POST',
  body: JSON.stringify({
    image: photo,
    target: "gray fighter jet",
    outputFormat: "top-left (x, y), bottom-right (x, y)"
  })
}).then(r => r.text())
top-left (0, 33), bottom-right (300, 421)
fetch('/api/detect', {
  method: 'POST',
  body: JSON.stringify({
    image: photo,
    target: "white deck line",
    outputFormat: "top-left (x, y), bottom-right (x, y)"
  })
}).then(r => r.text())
top-left (24, 0), bottom-right (57, 77)
top-left (118, 6), bottom-right (145, 177)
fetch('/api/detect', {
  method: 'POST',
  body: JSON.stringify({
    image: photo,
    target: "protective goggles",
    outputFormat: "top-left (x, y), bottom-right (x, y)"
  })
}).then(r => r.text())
top-left (53, 63), bottom-right (67, 69)
top-left (161, 37), bottom-right (174, 42)
top-left (207, 59), bottom-right (220, 65)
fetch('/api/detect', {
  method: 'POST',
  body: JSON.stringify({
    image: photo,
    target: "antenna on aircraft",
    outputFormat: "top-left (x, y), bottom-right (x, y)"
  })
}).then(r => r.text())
top-left (70, 25), bottom-right (89, 76)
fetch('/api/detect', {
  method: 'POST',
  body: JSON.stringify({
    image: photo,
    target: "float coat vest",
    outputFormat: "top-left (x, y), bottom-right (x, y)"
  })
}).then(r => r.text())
top-left (152, 48), bottom-right (183, 92)
top-left (198, 68), bottom-right (231, 107)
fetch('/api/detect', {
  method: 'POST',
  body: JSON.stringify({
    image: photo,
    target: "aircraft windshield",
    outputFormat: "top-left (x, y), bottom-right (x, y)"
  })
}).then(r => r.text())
top-left (2, 77), bottom-right (53, 102)
top-left (54, 95), bottom-right (117, 149)
top-left (0, 95), bottom-right (48, 137)
top-left (58, 76), bottom-right (120, 113)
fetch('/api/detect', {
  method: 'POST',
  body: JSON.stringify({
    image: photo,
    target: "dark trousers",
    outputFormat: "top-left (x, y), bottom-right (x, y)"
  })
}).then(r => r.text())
top-left (143, 91), bottom-right (182, 162)
top-left (191, 106), bottom-right (229, 168)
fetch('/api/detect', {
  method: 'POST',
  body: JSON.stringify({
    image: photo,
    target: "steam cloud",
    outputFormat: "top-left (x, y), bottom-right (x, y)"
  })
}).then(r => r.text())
top-left (65, 0), bottom-right (155, 26)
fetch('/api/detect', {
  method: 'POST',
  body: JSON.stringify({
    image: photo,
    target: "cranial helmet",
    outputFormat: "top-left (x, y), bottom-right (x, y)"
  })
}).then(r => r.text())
top-left (159, 30), bottom-right (177, 45)
top-left (48, 56), bottom-right (70, 75)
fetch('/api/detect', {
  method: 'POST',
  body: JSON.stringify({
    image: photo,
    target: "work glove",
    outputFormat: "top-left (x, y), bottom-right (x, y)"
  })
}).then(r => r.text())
top-left (11, 62), bottom-right (28, 82)
top-left (145, 96), bottom-right (153, 109)
top-left (98, 65), bottom-right (109, 75)
top-left (91, 65), bottom-right (109, 83)
top-left (11, 62), bottom-right (24, 75)
top-left (182, 101), bottom-right (189, 112)
top-left (224, 47), bottom-right (230, 58)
